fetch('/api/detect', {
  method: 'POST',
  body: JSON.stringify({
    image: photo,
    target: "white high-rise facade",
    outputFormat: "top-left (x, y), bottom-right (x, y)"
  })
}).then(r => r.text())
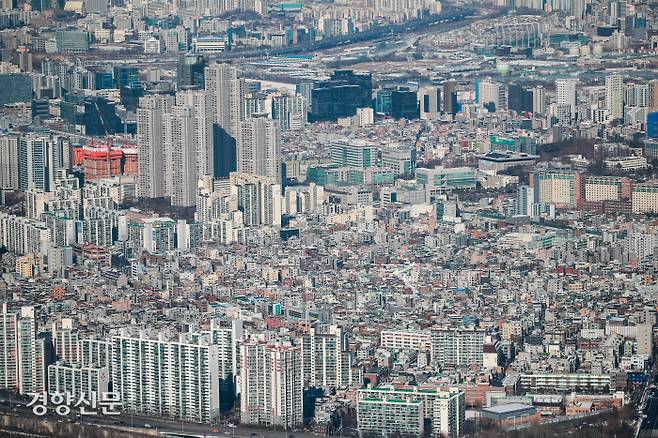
top-left (52, 318), bottom-right (80, 364)
top-left (17, 306), bottom-right (47, 395)
top-left (205, 62), bottom-right (245, 138)
top-left (0, 212), bottom-right (50, 256)
top-left (19, 134), bottom-right (52, 192)
top-left (300, 325), bottom-right (352, 388)
top-left (532, 86), bottom-right (546, 114)
top-left (240, 340), bottom-right (303, 429)
top-left (237, 116), bottom-right (281, 183)
top-left (164, 105), bottom-right (198, 207)
top-left (430, 327), bottom-right (487, 366)
top-left (48, 362), bottom-right (109, 402)
top-left (0, 134), bottom-right (20, 190)
top-left (625, 83), bottom-right (648, 108)
top-left (192, 319), bottom-right (245, 410)
top-left (272, 94), bottom-right (307, 131)
top-left (357, 386), bottom-right (465, 438)
top-left (139, 91), bottom-right (213, 207)
top-left (478, 79), bottom-right (502, 109)
top-left (176, 90), bottom-right (214, 178)
top-left (555, 79), bottom-right (577, 111)
top-left (433, 389), bottom-right (466, 438)
top-left (605, 75), bottom-right (625, 121)
top-left (79, 338), bottom-right (111, 375)
top-left (137, 94), bottom-right (174, 199)
top-left (0, 304), bottom-right (18, 391)
top-left (208, 320), bottom-right (243, 386)
top-left (229, 172), bottom-right (282, 227)
top-left (111, 330), bottom-right (220, 423)
top-left (0, 305), bottom-right (47, 395)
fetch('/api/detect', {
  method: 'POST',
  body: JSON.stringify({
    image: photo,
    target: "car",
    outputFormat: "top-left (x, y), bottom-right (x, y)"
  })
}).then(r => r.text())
top-left (212, 428), bottom-right (221, 433)
top-left (144, 424), bottom-right (153, 429)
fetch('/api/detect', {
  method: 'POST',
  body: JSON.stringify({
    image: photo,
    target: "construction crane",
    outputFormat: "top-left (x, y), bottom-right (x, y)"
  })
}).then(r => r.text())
top-left (93, 100), bottom-right (114, 178)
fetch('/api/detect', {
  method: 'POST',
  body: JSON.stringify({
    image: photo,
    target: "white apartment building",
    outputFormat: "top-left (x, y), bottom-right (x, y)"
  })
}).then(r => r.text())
top-left (19, 134), bottom-right (52, 192)
top-left (163, 105), bottom-right (198, 207)
top-left (272, 94), bottom-right (307, 131)
top-left (240, 340), bottom-right (303, 428)
top-left (79, 338), bottom-right (112, 375)
top-left (430, 328), bottom-right (486, 366)
top-left (48, 361), bottom-right (109, 401)
top-left (532, 86), bottom-right (546, 114)
top-left (237, 115), bottom-right (281, 183)
top-left (478, 79), bottom-right (503, 109)
top-left (137, 94), bottom-right (174, 199)
top-left (111, 330), bottom-right (220, 423)
top-left (52, 318), bottom-right (80, 364)
top-left (433, 389), bottom-right (465, 438)
top-left (357, 397), bottom-right (424, 438)
top-left (358, 386), bottom-right (465, 437)
top-left (0, 305), bottom-right (19, 391)
top-left (0, 133), bottom-right (19, 190)
top-left (605, 75), bottom-right (624, 120)
top-left (16, 306), bottom-right (47, 395)
top-left (556, 78), bottom-right (577, 110)
top-left (0, 212), bottom-right (50, 256)
top-left (195, 319), bottom-right (244, 410)
top-left (283, 183), bottom-right (324, 215)
top-left (380, 329), bottom-right (432, 352)
top-left (205, 62), bottom-right (245, 138)
top-left (175, 90), bottom-right (214, 180)
top-left (300, 325), bottom-right (352, 388)
top-left (229, 172), bottom-right (282, 227)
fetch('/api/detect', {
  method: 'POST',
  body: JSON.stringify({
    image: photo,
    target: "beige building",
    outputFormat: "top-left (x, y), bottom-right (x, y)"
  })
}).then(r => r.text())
top-left (380, 330), bottom-right (431, 351)
top-left (636, 324), bottom-right (654, 357)
top-left (584, 176), bottom-right (631, 202)
top-left (237, 116), bottom-right (281, 183)
top-left (15, 255), bottom-right (35, 278)
top-left (632, 182), bottom-right (658, 214)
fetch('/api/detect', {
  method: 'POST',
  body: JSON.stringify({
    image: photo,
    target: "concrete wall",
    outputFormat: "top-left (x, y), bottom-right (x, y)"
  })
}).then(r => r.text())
top-left (0, 415), bottom-right (158, 438)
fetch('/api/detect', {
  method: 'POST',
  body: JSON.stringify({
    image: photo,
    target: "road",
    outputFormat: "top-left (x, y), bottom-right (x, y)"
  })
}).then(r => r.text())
top-left (213, 7), bottom-right (477, 60)
top-left (638, 363), bottom-right (658, 438)
top-left (641, 391), bottom-right (658, 431)
top-left (639, 387), bottom-right (658, 436)
top-left (0, 430), bottom-right (48, 438)
top-left (80, 6), bottom-right (491, 70)
top-left (0, 397), bottom-right (325, 438)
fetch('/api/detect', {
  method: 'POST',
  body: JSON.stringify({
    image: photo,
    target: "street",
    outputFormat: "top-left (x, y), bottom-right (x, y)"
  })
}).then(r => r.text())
top-left (638, 367), bottom-right (658, 438)
top-left (0, 398), bottom-right (325, 438)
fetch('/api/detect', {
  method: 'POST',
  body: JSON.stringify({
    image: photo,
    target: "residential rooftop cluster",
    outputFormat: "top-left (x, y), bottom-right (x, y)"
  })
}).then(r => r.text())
top-left (0, 0), bottom-right (657, 437)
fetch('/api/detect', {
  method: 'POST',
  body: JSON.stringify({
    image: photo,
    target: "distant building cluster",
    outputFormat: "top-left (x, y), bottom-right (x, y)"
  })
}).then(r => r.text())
top-left (0, 0), bottom-right (657, 436)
